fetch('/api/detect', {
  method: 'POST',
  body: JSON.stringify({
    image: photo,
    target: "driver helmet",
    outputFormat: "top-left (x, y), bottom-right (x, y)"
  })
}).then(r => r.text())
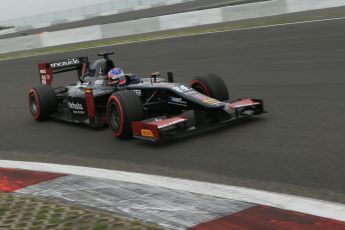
top-left (107, 68), bottom-right (126, 86)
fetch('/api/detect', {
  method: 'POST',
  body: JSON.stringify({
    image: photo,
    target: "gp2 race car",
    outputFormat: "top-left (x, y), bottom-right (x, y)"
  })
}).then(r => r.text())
top-left (28, 52), bottom-right (265, 142)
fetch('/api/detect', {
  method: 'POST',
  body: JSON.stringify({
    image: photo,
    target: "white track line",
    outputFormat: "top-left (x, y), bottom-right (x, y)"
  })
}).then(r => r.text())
top-left (1, 160), bottom-right (345, 222)
top-left (1, 15), bottom-right (345, 62)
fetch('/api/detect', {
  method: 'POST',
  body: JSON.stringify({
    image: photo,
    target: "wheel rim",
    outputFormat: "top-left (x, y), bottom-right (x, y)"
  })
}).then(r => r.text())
top-left (30, 94), bottom-right (39, 116)
top-left (109, 101), bottom-right (121, 132)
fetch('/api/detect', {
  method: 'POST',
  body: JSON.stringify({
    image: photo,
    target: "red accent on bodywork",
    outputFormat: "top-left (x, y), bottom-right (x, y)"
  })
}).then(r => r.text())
top-left (132, 122), bottom-right (160, 140)
top-left (0, 168), bottom-right (65, 192)
top-left (85, 88), bottom-right (96, 118)
top-left (38, 63), bottom-right (53, 85)
top-left (189, 205), bottom-right (345, 230)
top-left (132, 117), bottom-right (188, 140)
top-left (228, 99), bottom-right (260, 109)
top-left (148, 116), bottom-right (188, 129)
top-left (101, 114), bottom-right (109, 125)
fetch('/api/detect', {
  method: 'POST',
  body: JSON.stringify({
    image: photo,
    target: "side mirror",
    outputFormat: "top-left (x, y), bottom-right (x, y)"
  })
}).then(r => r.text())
top-left (150, 72), bottom-right (161, 83)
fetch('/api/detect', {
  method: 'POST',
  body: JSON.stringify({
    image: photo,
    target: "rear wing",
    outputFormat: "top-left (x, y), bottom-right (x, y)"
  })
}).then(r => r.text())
top-left (38, 57), bottom-right (88, 85)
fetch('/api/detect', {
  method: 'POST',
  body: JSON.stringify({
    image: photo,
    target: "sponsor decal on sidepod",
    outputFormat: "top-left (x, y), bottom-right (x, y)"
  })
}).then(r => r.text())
top-left (68, 102), bottom-right (83, 110)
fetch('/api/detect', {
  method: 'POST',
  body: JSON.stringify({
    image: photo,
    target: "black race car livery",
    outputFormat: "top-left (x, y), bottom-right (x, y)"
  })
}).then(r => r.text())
top-left (29, 52), bottom-right (265, 142)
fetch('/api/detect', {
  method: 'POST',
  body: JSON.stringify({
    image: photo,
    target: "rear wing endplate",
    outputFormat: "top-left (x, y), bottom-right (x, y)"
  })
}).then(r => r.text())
top-left (38, 57), bottom-right (88, 85)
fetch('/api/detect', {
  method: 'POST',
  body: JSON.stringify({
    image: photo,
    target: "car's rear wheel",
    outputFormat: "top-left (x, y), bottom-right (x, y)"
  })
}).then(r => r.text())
top-left (28, 85), bottom-right (57, 121)
top-left (191, 73), bottom-right (229, 101)
top-left (107, 90), bottom-right (144, 138)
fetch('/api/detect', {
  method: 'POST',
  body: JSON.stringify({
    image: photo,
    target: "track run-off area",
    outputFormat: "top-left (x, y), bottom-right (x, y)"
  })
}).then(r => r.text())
top-left (0, 13), bottom-right (345, 205)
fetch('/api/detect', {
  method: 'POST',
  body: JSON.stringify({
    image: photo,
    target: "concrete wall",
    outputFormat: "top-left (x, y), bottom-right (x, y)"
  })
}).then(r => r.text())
top-left (286, 0), bottom-right (345, 13)
top-left (222, 0), bottom-right (286, 21)
top-left (0, 35), bottom-right (41, 53)
top-left (159, 8), bottom-right (223, 30)
top-left (102, 17), bottom-right (161, 39)
top-left (41, 25), bottom-right (102, 47)
top-left (1, 0), bottom-right (345, 55)
top-left (0, 0), bottom-right (194, 29)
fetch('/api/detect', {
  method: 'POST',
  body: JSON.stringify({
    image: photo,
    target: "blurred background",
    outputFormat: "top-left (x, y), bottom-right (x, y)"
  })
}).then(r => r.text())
top-left (0, 0), bottom-right (193, 29)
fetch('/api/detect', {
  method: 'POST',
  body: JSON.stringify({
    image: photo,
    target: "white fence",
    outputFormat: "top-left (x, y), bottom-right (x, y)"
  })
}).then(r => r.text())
top-left (1, 0), bottom-right (345, 54)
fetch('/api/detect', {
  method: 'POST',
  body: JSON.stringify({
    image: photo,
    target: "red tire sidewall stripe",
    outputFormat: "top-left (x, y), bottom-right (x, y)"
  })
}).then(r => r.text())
top-left (108, 95), bottom-right (124, 136)
top-left (191, 80), bottom-right (210, 96)
top-left (29, 89), bottom-right (40, 120)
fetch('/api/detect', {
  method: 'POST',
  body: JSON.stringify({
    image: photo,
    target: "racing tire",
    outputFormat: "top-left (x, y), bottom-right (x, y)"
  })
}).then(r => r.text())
top-left (28, 85), bottom-right (57, 121)
top-left (191, 73), bottom-right (229, 101)
top-left (107, 90), bottom-right (144, 139)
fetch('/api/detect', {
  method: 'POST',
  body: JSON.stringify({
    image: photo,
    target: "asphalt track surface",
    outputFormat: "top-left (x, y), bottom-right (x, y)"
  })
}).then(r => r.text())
top-left (1, 15), bottom-right (345, 203)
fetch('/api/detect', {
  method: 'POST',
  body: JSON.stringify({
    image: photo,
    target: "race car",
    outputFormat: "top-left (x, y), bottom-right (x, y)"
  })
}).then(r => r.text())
top-left (28, 52), bottom-right (265, 142)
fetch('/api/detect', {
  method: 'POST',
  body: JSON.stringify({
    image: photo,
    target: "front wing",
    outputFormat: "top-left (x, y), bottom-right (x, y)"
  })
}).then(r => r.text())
top-left (132, 98), bottom-right (265, 142)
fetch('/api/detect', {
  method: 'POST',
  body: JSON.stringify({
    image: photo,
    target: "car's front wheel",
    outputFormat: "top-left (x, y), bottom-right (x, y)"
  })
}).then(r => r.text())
top-left (107, 90), bottom-right (144, 138)
top-left (191, 73), bottom-right (229, 101)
